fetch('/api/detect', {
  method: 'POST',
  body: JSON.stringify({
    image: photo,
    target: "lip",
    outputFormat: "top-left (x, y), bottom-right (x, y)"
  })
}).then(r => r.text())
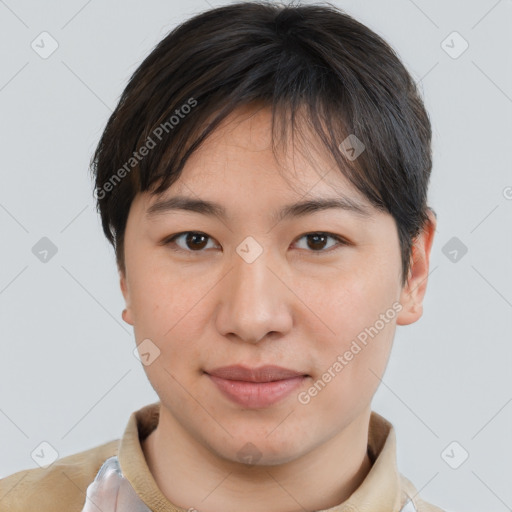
top-left (205, 365), bottom-right (308, 408)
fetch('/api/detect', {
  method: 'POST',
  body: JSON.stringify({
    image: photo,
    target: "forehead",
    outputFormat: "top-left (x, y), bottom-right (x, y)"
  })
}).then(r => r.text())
top-left (151, 105), bottom-right (371, 205)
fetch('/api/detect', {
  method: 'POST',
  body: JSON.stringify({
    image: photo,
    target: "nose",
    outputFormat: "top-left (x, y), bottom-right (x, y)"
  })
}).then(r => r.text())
top-left (214, 244), bottom-right (293, 344)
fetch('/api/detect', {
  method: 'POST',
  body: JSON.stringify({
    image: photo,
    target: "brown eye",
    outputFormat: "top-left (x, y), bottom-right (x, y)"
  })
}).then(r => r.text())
top-left (183, 232), bottom-right (209, 250)
top-left (294, 232), bottom-right (347, 254)
top-left (164, 231), bottom-right (217, 253)
top-left (307, 233), bottom-right (329, 250)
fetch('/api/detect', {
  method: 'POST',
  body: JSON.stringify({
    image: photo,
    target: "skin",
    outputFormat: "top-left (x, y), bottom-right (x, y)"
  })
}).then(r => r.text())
top-left (120, 105), bottom-right (436, 512)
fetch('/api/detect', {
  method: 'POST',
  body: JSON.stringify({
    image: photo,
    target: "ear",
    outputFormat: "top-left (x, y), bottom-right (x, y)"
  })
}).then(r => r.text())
top-left (396, 209), bottom-right (437, 326)
top-left (119, 268), bottom-right (134, 325)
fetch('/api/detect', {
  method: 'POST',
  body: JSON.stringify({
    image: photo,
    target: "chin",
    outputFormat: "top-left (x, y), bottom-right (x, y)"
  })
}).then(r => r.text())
top-left (207, 430), bottom-right (310, 468)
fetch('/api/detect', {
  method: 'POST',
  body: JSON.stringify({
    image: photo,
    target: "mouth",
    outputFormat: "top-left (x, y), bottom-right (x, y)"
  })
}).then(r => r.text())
top-left (205, 365), bottom-right (309, 408)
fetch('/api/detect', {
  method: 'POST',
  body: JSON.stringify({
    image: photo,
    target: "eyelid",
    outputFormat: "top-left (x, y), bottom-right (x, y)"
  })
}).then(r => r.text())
top-left (294, 232), bottom-right (350, 251)
top-left (161, 231), bottom-right (350, 255)
top-left (160, 231), bottom-right (220, 252)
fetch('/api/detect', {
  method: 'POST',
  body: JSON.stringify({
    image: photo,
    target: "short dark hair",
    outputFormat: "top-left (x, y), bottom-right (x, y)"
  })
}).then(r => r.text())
top-left (91, 1), bottom-right (435, 286)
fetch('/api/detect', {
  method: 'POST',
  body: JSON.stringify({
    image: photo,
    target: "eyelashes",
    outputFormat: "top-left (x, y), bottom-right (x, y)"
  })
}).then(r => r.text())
top-left (161, 231), bottom-right (350, 256)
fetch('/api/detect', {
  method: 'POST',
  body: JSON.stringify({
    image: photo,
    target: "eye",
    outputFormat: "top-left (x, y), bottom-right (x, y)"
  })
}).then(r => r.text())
top-left (161, 231), bottom-right (349, 255)
top-left (162, 231), bottom-right (219, 253)
top-left (293, 232), bottom-right (348, 254)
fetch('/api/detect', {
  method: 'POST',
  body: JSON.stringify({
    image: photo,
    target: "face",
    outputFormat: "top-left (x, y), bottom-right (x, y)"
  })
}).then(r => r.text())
top-left (120, 105), bottom-right (435, 465)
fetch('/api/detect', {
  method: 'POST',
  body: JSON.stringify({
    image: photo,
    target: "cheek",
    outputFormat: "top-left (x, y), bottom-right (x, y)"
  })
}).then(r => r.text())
top-left (130, 270), bottom-right (207, 405)
top-left (311, 267), bottom-right (396, 338)
top-left (305, 321), bottom-right (395, 428)
top-left (129, 259), bottom-right (203, 338)
top-left (307, 269), bottom-right (398, 396)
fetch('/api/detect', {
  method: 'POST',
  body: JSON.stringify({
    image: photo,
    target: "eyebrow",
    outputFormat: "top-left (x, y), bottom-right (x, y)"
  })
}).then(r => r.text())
top-left (145, 194), bottom-right (374, 223)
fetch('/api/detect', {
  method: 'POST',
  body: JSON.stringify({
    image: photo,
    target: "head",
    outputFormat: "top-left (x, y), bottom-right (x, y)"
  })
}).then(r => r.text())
top-left (91, 1), bottom-right (436, 465)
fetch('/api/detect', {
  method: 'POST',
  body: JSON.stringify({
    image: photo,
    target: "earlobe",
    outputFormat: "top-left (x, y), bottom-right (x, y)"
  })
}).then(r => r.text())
top-left (396, 210), bottom-right (437, 326)
top-left (119, 270), bottom-right (134, 325)
top-left (396, 298), bottom-right (424, 326)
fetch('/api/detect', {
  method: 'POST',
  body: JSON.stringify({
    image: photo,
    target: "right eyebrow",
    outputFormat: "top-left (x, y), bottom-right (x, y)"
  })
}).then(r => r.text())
top-left (146, 196), bottom-right (227, 221)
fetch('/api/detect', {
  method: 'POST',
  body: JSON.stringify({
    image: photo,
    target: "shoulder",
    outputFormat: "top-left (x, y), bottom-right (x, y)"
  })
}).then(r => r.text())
top-left (400, 473), bottom-right (447, 512)
top-left (0, 439), bottom-right (119, 512)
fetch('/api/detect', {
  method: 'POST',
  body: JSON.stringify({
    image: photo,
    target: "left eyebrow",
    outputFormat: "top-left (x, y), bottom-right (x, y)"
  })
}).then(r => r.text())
top-left (145, 194), bottom-right (374, 222)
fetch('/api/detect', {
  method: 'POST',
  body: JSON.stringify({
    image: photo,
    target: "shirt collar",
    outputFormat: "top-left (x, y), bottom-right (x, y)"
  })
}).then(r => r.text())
top-left (118, 402), bottom-right (404, 512)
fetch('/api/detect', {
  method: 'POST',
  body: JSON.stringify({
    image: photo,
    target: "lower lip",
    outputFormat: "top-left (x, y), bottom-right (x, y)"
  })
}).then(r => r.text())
top-left (208, 374), bottom-right (307, 408)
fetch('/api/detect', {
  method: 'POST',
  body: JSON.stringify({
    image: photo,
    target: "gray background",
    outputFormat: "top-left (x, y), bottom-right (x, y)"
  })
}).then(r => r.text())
top-left (1, 1), bottom-right (511, 511)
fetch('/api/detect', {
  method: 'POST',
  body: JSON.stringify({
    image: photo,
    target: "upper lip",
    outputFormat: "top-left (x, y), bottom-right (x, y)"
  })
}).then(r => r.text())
top-left (206, 365), bottom-right (307, 382)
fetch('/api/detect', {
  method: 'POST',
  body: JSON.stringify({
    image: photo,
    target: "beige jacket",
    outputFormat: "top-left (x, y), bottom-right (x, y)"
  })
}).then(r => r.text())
top-left (0, 402), bottom-right (445, 511)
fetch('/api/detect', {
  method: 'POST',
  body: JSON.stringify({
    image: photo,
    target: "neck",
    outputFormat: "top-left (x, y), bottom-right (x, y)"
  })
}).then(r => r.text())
top-left (142, 408), bottom-right (373, 512)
